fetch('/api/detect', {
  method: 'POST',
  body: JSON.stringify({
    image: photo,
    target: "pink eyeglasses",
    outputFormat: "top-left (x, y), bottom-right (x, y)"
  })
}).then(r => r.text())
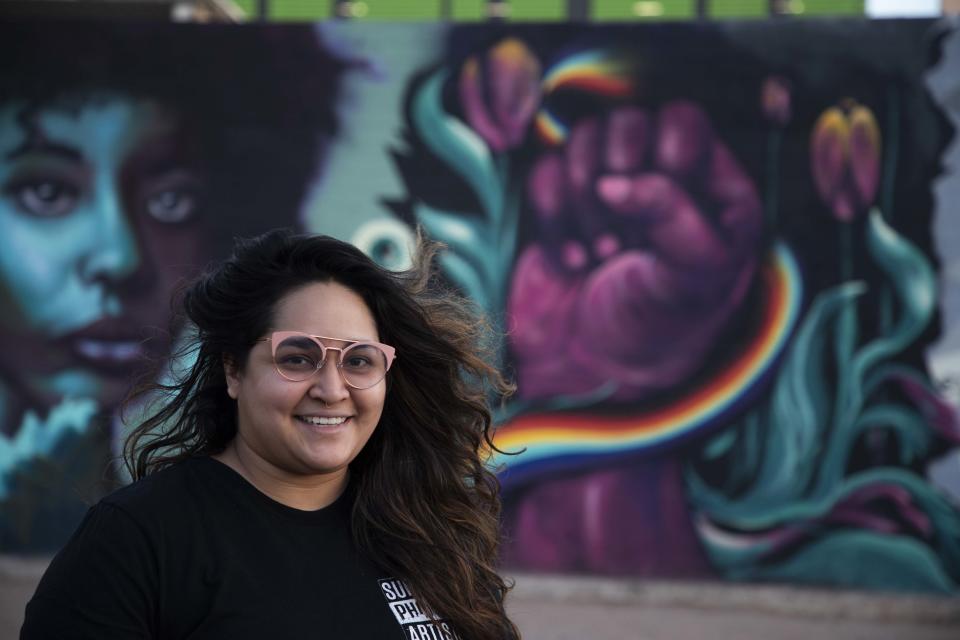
top-left (260, 331), bottom-right (396, 390)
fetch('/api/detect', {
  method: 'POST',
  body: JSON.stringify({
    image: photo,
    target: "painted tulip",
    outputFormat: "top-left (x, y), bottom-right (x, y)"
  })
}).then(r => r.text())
top-left (810, 100), bottom-right (881, 222)
top-left (459, 38), bottom-right (541, 152)
top-left (761, 75), bottom-right (792, 126)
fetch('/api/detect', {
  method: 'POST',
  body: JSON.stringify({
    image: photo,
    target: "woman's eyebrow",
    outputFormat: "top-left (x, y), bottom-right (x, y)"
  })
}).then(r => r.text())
top-left (5, 138), bottom-right (82, 163)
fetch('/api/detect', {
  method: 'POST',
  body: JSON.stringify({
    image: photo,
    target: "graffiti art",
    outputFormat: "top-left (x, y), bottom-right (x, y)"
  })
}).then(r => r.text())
top-left (1, 18), bottom-right (958, 595)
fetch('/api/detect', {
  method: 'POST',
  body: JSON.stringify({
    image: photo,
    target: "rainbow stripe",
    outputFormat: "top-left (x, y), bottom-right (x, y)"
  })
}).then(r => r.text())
top-left (541, 50), bottom-right (634, 96)
top-left (491, 243), bottom-right (804, 487)
top-left (535, 50), bottom-right (636, 146)
top-left (534, 109), bottom-right (568, 146)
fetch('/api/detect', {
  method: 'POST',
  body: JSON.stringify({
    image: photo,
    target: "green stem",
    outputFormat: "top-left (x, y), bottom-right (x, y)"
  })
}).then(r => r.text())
top-left (764, 128), bottom-right (782, 233)
top-left (878, 85), bottom-right (900, 337)
top-left (829, 224), bottom-right (858, 488)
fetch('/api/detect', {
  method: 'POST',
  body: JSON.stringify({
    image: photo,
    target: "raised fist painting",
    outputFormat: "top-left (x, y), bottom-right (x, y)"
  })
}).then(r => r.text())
top-left (371, 22), bottom-right (960, 589)
top-left (510, 101), bottom-right (762, 401)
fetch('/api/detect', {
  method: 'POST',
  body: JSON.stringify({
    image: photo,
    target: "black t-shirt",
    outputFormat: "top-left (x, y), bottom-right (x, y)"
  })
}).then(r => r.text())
top-left (21, 458), bottom-right (460, 640)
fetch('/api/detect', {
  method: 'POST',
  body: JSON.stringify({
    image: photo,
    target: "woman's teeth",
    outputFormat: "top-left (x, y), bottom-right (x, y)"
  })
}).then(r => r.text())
top-left (297, 415), bottom-right (347, 426)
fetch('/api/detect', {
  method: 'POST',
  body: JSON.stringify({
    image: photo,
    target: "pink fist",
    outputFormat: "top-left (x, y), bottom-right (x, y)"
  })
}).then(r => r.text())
top-left (508, 101), bottom-right (762, 402)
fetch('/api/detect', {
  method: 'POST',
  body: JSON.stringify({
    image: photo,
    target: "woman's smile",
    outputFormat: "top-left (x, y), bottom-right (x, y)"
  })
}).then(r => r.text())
top-left (295, 414), bottom-right (350, 427)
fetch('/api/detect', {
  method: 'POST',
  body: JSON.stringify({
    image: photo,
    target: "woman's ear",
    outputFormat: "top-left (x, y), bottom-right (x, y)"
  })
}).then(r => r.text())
top-left (223, 356), bottom-right (241, 400)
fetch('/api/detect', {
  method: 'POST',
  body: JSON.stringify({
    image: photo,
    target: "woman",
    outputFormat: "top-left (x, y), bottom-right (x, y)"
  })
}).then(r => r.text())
top-left (0, 22), bottom-right (347, 550)
top-left (22, 229), bottom-right (521, 640)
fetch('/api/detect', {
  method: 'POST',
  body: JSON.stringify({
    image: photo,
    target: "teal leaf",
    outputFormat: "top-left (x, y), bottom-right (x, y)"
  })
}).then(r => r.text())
top-left (739, 531), bottom-right (955, 593)
top-left (729, 282), bottom-right (866, 510)
top-left (415, 203), bottom-right (490, 287)
top-left (438, 250), bottom-right (488, 311)
top-left (849, 210), bottom-right (936, 395)
top-left (410, 69), bottom-right (500, 217)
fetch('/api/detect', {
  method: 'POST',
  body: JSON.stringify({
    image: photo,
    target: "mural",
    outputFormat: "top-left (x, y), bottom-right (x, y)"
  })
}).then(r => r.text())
top-left (2, 19), bottom-right (959, 595)
top-left (0, 23), bottom-right (347, 550)
top-left (380, 20), bottom-right (960, 592)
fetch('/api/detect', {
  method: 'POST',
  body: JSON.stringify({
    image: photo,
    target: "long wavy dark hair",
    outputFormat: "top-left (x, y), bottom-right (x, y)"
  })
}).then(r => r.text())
top-left (123, 229), bottom-right (520, 640)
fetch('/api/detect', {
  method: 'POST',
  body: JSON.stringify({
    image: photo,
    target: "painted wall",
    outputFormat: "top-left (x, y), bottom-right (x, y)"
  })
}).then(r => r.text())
top-left (1, 19), bottom-right (959, 594)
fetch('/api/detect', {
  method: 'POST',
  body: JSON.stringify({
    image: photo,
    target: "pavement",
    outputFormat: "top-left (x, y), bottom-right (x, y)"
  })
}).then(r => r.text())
top-left (507, 574), bottom-right (960, 639)
top-left (3, 556), bottom-right (959, 639)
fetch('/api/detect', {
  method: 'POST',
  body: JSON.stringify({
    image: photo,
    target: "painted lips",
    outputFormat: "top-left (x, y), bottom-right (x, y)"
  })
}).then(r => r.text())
top-left (73, 338), bottom-right (143, 363)
top-left (66, 337), bottom-right (146, 374)
top-left (61, 317), bottom-right (154, 373)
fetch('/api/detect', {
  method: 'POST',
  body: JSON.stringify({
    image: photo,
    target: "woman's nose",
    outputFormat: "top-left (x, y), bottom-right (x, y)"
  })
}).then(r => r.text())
top-left (308, 353), bottom-right (351, 403)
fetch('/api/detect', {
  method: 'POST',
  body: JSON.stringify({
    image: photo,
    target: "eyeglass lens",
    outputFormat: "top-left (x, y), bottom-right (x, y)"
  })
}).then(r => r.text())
top-left (273, 335), bottom-right (389, 389)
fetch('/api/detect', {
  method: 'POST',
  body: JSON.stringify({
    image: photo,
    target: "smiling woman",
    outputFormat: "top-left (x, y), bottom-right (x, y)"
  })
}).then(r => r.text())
top-left (219, 282), bottom-right (391, 505)
top-left (0, 22), bottom-right (348, 551)
top-left (21, 230), bottom-right (521, 640)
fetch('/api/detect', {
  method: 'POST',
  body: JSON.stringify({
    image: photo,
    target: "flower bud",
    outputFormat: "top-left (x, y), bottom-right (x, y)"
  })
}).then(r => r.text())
top-left (761, 76), bottom-right (792, 126)
top-left (459, 38), bottom-right (541, 152)
top-left (810, 100), bottom-right (881, 222)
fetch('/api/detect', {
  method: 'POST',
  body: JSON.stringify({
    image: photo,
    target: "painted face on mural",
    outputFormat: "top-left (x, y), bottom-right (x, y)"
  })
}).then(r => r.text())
top-left (0, 95), bottom-right (207, 426)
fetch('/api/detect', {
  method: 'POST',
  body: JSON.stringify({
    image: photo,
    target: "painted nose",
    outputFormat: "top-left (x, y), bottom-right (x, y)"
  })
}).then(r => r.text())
top-left (78, 182), bottom-right (143, 286)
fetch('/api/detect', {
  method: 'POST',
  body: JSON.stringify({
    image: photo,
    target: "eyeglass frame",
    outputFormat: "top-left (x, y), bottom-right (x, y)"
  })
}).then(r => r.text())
top-left (257, 330), bottom-right (397, 390)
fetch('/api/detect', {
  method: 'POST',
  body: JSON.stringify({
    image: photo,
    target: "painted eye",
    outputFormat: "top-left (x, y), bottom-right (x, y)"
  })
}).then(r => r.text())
top-left (145, 188), bottom-right (196, 224)
top-left (10, 179), bottom-right (79, 217)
